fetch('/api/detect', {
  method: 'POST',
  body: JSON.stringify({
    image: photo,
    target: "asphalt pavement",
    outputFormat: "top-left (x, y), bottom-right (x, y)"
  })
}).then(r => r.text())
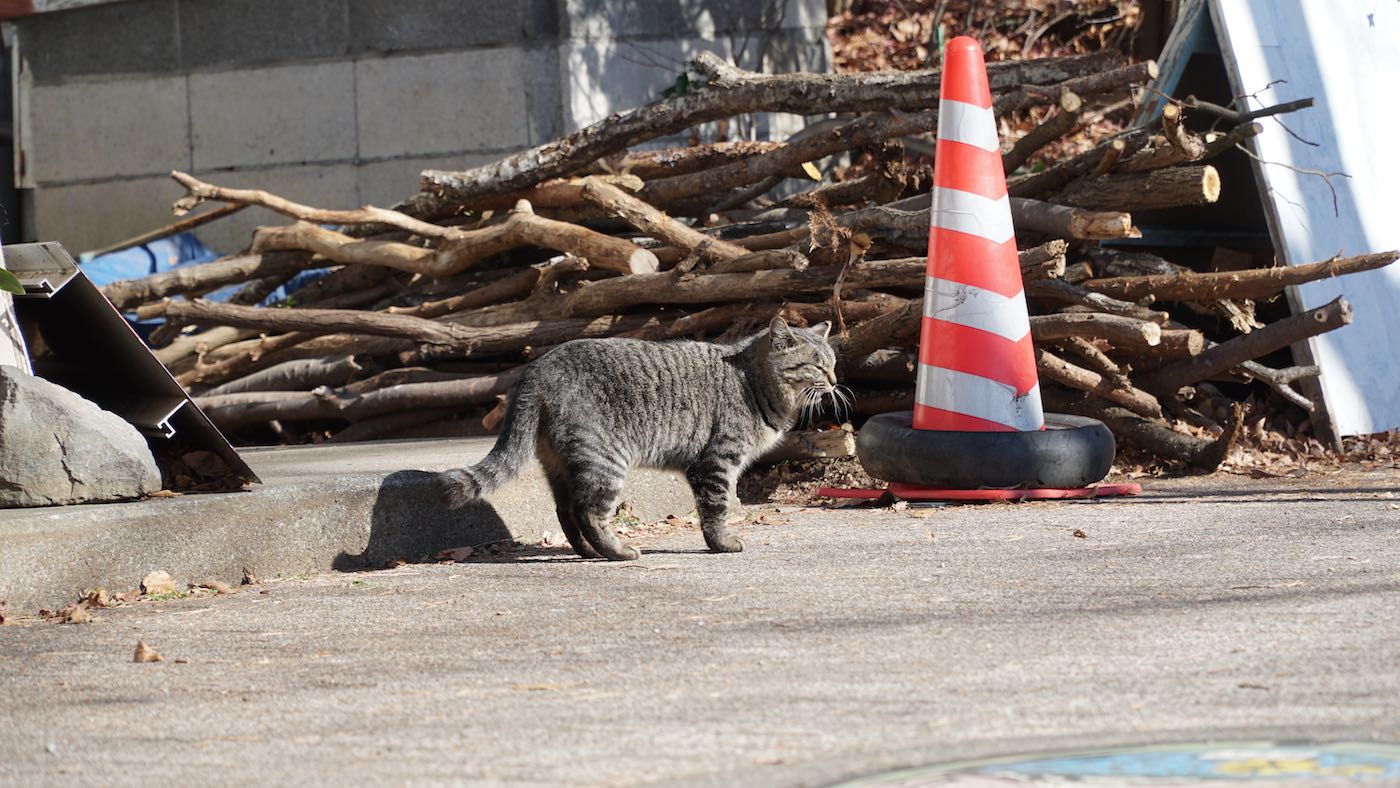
top-left (1, 469), bottom-right (1397, 786)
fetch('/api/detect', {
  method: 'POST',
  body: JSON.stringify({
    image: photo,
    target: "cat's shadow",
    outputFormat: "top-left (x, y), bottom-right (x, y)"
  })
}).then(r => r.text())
top-left (332, 470), bottom-right (517, 572)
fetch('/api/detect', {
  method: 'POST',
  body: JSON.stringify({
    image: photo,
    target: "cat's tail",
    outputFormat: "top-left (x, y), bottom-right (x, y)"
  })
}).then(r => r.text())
top-left (437, 378), bottom-right (541, 508)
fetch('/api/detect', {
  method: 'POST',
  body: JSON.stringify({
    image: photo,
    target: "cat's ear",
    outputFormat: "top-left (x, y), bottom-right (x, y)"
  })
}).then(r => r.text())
top-left (807, 321), bottom-right (832, 340)
top-left (768, 316), bottom-right (797, 349)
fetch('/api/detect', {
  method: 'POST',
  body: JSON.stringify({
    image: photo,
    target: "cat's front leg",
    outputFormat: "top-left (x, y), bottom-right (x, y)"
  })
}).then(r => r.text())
top-left (686, 461), bottom-right (744, 553)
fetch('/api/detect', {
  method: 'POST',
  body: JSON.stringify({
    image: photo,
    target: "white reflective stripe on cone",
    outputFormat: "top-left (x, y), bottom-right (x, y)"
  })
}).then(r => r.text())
top-left (929, 187), bottom-right (1015, 244)
top-left (915, 366), bottom-right (1045, 431)
top-left (936, 98), bottom-right (1001, 152)
top-left (923, 279), bottom-right (1030, 342)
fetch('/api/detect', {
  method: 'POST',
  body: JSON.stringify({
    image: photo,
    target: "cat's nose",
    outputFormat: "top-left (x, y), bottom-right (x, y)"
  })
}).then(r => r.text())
top-left (826, 369), bottom-right (838, 385)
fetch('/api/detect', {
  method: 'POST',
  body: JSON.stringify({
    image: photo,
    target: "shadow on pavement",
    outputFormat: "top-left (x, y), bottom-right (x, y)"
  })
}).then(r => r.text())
top-left (332, 470), bottom-right (515, 572)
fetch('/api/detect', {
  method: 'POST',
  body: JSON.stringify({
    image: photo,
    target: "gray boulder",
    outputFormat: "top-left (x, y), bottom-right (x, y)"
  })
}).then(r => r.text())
top-left (0, 365), bottom-right (161, 507)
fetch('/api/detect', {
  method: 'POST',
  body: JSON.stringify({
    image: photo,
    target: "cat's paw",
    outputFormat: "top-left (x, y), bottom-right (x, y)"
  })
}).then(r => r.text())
top-left (706, 534), bottom-right (745, 553)
top-left (607, 543), bottom-right (641, 561)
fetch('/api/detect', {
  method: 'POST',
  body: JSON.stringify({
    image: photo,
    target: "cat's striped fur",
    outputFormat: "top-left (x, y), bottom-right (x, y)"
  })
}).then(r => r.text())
top-left (438, 317), bottom-right (839, 560)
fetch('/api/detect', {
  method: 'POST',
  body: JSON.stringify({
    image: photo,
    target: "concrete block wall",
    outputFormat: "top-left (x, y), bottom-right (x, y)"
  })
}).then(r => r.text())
top-left (11, 0), bottom-right (829, 256)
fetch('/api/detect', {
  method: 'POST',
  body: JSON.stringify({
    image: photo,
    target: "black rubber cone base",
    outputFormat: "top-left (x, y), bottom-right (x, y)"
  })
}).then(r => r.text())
top-left (856, 411), bottom-right (1116, 490)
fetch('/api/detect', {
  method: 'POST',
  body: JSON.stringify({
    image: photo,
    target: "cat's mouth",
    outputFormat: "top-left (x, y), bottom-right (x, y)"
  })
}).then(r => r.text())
top-left (799, 382), bottom-right (852, 427)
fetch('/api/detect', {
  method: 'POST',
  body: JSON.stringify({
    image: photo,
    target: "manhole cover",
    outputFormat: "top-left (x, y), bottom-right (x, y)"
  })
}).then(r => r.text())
top-left (837, 742), bottom-right (1400, 786)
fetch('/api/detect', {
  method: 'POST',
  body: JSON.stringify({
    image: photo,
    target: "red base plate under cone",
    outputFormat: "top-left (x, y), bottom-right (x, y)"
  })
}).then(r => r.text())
top-left (816, 482), bottom-right (1141, 502)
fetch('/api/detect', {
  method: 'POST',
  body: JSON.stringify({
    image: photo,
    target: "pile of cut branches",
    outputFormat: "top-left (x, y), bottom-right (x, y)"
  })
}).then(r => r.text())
top-left (98, 47), bottom-right (1392, 473)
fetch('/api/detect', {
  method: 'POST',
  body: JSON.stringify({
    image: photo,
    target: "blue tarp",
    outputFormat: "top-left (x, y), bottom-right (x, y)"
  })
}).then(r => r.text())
top-left (81, 233), bottom-right (327, 343)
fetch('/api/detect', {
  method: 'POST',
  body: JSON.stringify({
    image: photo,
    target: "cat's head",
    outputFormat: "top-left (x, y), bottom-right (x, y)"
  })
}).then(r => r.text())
top-left (763, 316), bottom-right (839, 408)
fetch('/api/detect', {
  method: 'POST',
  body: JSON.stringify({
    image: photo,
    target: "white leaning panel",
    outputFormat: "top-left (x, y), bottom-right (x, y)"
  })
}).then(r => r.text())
top-left (1211, 0), bottom-right (1400, 436)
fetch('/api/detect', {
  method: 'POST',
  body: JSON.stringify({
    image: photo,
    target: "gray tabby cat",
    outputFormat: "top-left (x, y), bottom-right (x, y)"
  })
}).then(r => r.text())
top-left (438, 317), bottom-right (840, 560)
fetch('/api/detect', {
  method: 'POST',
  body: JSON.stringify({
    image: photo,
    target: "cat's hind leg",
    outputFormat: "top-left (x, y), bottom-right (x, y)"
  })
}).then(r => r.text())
top-left (539, 444), bottom-right (600, 559)
top-left (686, 457), bottom-right (744, 553)
top-left (568, 463), bottom-right (641, 561)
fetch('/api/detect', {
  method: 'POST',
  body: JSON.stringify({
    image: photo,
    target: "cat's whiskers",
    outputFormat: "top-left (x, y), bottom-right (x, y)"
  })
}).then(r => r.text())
top-left (830, 384), bottom-right (854, 425)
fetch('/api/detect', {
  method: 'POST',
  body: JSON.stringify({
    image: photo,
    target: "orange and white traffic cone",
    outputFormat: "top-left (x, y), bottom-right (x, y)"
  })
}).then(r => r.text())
top-left (914, 35), bottom-right (1043, 433)
top-left (831, 35), bottom-right (1134, 503)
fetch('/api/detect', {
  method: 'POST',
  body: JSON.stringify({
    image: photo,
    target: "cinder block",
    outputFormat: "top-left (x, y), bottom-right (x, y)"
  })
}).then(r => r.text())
top-left (742, 24), bottom-right (831, 98)
top-left (558, 36), bottom-right (710, 133)
top-left (521, 44), bottom-right (564, 145)
top-left (561, 0), bottom-right (825, 40)
top-left (347, 0), bottom-right (559, 53)
top-left (182, 164), bottom-right (359, 255)
top-left (14, 0), bottom-right (179, 83)
top-left (178, 0), bottom-right (349, 71)
top-left (23, 76), bottom-right (191, 183)
top-left (559, 29), bottom-right (827, 140)
top-left (28, 175), bottom-right (187, 254)
top-left (189, 62), bottom-right (357, 170)
top-left (355, 49), bottom-right (532, 159)
top-left (355, 152), bottom-right (504, 211)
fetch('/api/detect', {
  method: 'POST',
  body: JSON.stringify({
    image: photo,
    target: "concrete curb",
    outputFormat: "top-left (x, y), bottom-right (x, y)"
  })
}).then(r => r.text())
top-left (0, 438), bottom-right (698, 612)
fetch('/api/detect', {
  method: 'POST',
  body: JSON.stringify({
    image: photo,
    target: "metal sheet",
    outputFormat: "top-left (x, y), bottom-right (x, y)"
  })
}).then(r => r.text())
top-left (7, 242), bottom-right (259, 484)
top-left (1208, 0), bottom-right (1400, 437)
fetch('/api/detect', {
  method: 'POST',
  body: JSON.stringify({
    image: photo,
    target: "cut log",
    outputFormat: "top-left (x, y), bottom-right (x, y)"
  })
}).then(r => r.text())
top-left (554, 258), bottom-right (925, 318)
top-left (1008, 126), bottom-right (1154, 198)
top-left (833, 299), bottom-right (920, 362)
top-left (412, 51), bottom-right (1121, 214)
top-left (141, 299), bottom-right (484, 346)
top-left (434, 200), bottom-right (659, 276)
top-left (1200, 121), bottom-right (1264, 161)
top-left (471, 174), bottom-right (644, 212)
top-left (387, 265), bottom-right (553, 319)
top-left (1055, 165), bottom-right (1220, 211)
top-left (705, 249), bottom-right (810, 275)
top-left (1017, 238), bottom-right (1069, 279)
top-left (1029, 313), bottom-right (1163, 352)
top-left (154, 326), bottom-right (259, 367)
top-left (841, 348), bottom-right (916, 382)
top-left (101, 251), bottom-right (321, 311)
top-left (1051, 336), bottom-right (1125, 381)
top-left (1139, 296), bottom-right (1353, 396)
top-left (1043, 388), bottom-right (1242, 471)
top-left (172, 171), bottom-right (454, 239)
top-left (1002, 89), bottom-right (1083, 174)
top-left (587, 141), bottom-right (785, 179)
top-left (1081, 250), bottom-right (1398, 302)
top-left (580, 179), bottom-right (749, 262)
top-left (252, 222), bottom-right (434, 273)
top-left (1181, 95), bottom-right (1315, 126)
top-left (1035, 348), bottom-right (1163, 418)
top-left (202, 356), bottom-right (363, 396)
top-left (1087, 139), bottom-right (1128, 179)
top-left (1024, 277), bottom-right (1171, 324)
top-left (1009, 197), bottom-right (1138, 240)
top-left (639, 110), bottom-right (937, 207)
top-left (255, 201), bottom-right (657, 278)
top-left (195, 370), bottom-right (523, 429)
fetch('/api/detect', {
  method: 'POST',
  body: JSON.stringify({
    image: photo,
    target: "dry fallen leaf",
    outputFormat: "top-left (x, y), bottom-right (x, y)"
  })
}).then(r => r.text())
top-left (195, 580), bottom-right (233, 595)
top-left (140, 571), bottom-right (177, 596)
top-left (1072, 529), bottom-right (1088, 539)
top-left (436, 546), bottom-right (475, 562)
top-left (84, 588), bottom-right (115, 608)
top-left (133, 641), bottom-right (163, 663)
top-left (62, 606), bottom-right (92, 625)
